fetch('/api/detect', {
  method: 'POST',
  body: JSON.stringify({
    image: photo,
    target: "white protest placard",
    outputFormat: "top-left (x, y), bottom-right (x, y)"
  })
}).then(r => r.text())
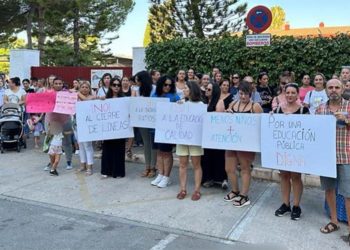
top-left (202, 112), bottom-right (261, 152)
top-left (129, 97), bottom-right (169, 128)
top-left (261, 114), bottom-right (336, 177)
top-left (53, 91), bottom-right (78, 115)
top-left (155, 102), bottom-right (207, 146)
top-left (76, 98), bottom-right (133, 142)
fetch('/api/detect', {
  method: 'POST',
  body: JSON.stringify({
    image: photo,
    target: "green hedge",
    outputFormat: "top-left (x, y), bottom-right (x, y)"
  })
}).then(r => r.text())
top-left (145, 34), bottom-right (350, 84)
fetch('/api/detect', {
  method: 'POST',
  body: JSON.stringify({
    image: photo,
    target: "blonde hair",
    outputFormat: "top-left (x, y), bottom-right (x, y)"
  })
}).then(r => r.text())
top-left (79, 81), bottom-right (92, 94)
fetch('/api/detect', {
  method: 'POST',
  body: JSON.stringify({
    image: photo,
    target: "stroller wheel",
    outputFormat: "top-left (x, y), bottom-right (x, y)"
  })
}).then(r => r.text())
top-left (17, 144), bottom-right (20, 152)
top-left (23, 142), bottom-right (27, 149)
top-left (0, 146), bottom-right (3, 154)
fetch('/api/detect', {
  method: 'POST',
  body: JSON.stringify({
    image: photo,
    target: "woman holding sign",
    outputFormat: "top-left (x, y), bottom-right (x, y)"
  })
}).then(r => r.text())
top-left (202, 83), bottom-right (228, 189)
top-left (225, 81), bottom-right (263, 207)
top-left (133, 71), bottom-right (157, 178)
top-left (176, 81), bottom-right (204, 201)
top-left (274, 83), bottom-right (309, 220)
top-left (100, 77), bottom-right (126, 178)
top-left (150, 75), bottom-right (180, 188)
top-left (76, 81), bottom-right (96, 175)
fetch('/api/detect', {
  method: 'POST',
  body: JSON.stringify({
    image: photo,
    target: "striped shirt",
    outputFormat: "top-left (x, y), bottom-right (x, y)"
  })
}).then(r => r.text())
top-left (316, 99), bottom-right (350, 164)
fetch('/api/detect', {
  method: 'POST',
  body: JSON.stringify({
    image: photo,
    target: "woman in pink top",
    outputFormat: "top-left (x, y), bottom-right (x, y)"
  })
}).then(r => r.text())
top-left (299, 74), bottom-right (314, 103)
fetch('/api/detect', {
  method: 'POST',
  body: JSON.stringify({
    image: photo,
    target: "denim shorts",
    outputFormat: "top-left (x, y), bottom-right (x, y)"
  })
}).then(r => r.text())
top-left (320, 164), bottom-right (350, 198)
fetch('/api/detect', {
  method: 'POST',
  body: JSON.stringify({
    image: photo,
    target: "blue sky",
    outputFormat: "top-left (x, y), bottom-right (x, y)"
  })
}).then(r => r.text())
top-left (109, 0), bottom-right (350, 57)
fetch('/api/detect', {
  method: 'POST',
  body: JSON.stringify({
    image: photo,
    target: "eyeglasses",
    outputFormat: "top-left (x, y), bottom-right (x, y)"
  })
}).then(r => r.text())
top-left (280, 82), bottom-right (288, 85)
top-left (112, 83), bottom-right (121, 87)
top-left (163, 83), bottom-right (172, 87)
top-left (232, 76), bottom-right (239, 79)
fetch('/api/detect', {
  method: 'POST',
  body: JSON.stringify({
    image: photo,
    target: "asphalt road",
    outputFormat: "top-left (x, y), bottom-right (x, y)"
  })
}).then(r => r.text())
top-left (0, 196), bottom-right (276, 250)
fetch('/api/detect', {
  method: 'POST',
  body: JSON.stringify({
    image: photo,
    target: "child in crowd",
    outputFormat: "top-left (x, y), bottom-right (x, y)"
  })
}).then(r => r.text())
top-left (47, 121), bottom-right (64, 176)
top-left (27, 113), bottom-right (44, 148)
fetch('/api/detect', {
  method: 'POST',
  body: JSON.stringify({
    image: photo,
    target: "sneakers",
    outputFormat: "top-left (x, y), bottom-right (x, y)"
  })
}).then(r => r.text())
top-left (291, 206), bottom-right (302, 220)
top-left (75, 150), bottom-right (79, 155)
top-left (66, 164), bottom-right (73, 170)
top-left (151, 174), bottom-right (164, 186)
top-left (157, 176), bottom-right (171, 188)
top-left (221, 180), bottom-right (228, 190)
top-left (44, 163), bottom-right (51, 171)
top-left (50, 169), bottom-right (59, 176)
top-left (275, 203), bottom-right (291, 217)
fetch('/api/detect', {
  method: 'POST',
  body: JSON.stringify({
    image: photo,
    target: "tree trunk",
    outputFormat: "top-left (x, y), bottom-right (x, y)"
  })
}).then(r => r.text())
top-left (73, 8), bottom-right (80, 66)
top-left (26, 7), bottom-right (34, 49)
top-left (37, 6), bottom-right (46, 65)
top-left (190, 0), bottom-right (205, 39)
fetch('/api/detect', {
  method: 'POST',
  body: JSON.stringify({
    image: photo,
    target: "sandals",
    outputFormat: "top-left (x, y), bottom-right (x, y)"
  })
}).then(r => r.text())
top-left (86, 167), bottom-right (93, 176)
top-left (141, 169), bottom-right (150, 177)
top-left (320, 222), bottom-right (340, 234)
top-left (224, 190), bottom-right (240, 202)
top-left (191, 191), bottom-right (201, 201)
top-left (148, 168), bottom-right (156, 178)
top-left (232, 194), bottom-right (251, 207)
top-left (76, 166), bottom-right (87, 173)
top-left (126, 149), bottom-right (133, 159)
top-left (177, 190), bottom-right (187, 200)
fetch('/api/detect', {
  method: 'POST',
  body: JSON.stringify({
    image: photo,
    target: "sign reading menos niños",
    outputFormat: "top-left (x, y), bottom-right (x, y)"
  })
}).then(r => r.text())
top-left (76, 98), bottom-right (133, 142)
top-left (202, 112), bottom-right (261, 152)
top-left (129, 97), bottom-right (169, 128)
top-left (261, 114), bottom-right (336, 177)
top-left (155, 102), bottom-right (207, 146)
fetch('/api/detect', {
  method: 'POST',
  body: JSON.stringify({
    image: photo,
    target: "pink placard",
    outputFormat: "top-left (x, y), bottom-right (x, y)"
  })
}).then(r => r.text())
top-left (26, 92), bottom-right (56, 113)
top-left (53, 91), bottom-right (78, 115)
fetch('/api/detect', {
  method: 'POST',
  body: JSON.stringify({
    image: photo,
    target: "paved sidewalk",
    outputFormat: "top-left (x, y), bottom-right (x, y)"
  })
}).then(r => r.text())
top-left (0, 142), bottom-right (348, 249)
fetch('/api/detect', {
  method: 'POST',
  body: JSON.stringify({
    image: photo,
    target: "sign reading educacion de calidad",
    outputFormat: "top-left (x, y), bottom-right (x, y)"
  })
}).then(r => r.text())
top-left (245, 5), bottom-right (272, 47)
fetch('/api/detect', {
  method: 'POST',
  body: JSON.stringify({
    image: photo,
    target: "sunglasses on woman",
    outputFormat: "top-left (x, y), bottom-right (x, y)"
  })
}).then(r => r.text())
top-left (112, 83), bottom-right (121, 87)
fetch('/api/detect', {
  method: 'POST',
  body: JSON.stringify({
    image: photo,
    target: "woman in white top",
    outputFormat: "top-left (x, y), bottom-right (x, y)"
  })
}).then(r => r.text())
top-left (4, 77), bottom-right (26, 106)
top-left (97, 73), bottom-right (112, 99)
top-left (175, 70), bottom-right (186, 100)
top-left (303, 73), bottom-right (328, 114)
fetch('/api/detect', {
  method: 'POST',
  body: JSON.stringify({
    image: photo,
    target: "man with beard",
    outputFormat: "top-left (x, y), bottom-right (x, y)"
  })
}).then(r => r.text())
top-left (317, 79), bottom-right (350, 244)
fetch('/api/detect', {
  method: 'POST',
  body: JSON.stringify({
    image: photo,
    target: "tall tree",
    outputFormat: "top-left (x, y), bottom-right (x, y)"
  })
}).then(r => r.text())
top-left (270, 6), bottom-right (286, 30)
top-left (148, 0), bottom-right (247, 42)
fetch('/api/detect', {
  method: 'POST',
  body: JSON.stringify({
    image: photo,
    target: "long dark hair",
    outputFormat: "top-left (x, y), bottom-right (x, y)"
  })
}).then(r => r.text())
top-left (186, 80), bottom-right (201, 102)
top-left (101, 73), bottom-right (112, 87)
top-left (155, 75), bottom-right (175, 96)
top-left (135, 70), bottom-right (152, 97)
top-left (207, 83), bottom-right (221, 112)
top-left (106, 77), bottom-right (124, 98)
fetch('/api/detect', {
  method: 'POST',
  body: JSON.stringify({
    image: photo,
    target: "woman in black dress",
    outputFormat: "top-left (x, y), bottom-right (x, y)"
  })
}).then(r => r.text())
top-left (101, 77), bottom-right (126, 178)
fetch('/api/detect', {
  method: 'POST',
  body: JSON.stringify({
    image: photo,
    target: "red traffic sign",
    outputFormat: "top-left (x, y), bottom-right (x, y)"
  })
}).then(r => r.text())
top-left (246, 5), bottom-right (272, 33)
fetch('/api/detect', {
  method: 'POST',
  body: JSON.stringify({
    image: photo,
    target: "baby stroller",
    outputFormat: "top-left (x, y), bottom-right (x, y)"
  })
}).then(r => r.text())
top-left (0, 103), bottom-right (24, 153)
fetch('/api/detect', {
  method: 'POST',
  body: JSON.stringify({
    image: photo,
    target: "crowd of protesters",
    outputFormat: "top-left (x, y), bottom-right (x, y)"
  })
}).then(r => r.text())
top-left (1, 65), bottom-right (350, 244)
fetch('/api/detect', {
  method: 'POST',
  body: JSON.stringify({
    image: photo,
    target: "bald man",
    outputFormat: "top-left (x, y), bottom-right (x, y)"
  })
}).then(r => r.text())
top-left (316, 79), bottom-right (350, 242)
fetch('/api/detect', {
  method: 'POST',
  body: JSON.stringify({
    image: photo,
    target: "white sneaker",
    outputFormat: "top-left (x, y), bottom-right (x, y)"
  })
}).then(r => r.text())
top-left (151, 174), bottom-right (164, 186)
top-left (157, 176), bottom-right (170, 188)
top-left (75, 150), bottom-right (79, 155)
top-left (44, 163), bottom-right (50, 171)
top-left (66, 165), bottom-right (73, 170)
